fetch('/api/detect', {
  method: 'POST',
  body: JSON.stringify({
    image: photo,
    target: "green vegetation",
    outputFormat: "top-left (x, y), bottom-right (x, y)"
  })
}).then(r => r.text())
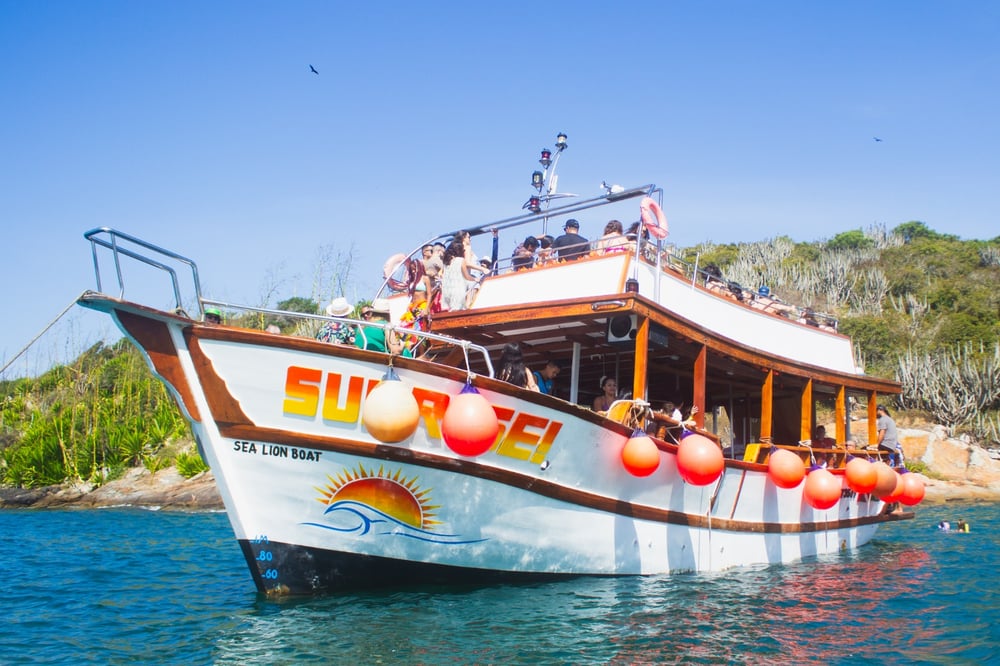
top-left (1, 222), bottom-right (998, 489)
top-left (1, 341), bottom-right (191, 488)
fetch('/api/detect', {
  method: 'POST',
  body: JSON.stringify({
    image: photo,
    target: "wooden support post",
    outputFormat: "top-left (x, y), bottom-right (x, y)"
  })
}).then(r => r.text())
top-left (760, 370), bottom-right (774, 443)
top-left (867, 390), bottom-right (878, 446)
top-left (632, 316), bottom-right (649, 402)
top-left (800, 378), bottom-right (813, 443)
top-left (835, 385), bottom-right (846, 445)
top-left (693, 345), bottom-right (706, 429)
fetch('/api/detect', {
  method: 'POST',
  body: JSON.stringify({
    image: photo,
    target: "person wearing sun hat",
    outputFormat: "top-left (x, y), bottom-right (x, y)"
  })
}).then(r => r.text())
top-left (551, 218), bottom-right (590, 261)
top-left (354, 298), bottom-right (408, 355)
top-left (316, 297), bottom-right (355, 345)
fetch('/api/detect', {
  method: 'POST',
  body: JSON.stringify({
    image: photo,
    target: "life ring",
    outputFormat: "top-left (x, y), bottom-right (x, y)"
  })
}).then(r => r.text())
top-left (640, 197), bottom-right (668, 240)
top-left (383, 253), bottom-right (410, 292)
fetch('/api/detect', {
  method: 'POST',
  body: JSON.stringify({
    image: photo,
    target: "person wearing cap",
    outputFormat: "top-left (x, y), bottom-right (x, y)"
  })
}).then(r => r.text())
top-left (316, 297), bottom-right (355, 345)
top-left (552, 219), bottom-right (590, 261)
top-left (354, 298), bottom-right (408, 355)
top-left (203, 307), bottom-right (222, 325)
top-left (875, 405), bottom-right (902, 465)
top-left (750, 285), bottom-right (794, 316)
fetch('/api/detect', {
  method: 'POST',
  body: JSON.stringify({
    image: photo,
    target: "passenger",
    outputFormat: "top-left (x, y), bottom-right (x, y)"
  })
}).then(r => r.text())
top-left (532, 359), bottom-right (562, 395)
top-left (408, 258), bottom-right (432, 307)
top-left (595, 219), bottom-right (629, 254)
top-left (751, 286), bottom-right (795, 315)
top-left (875, 405), bottom-right (902, 465)
top-left (316, 297), bottom-right (355, 345)
top-left (813, 425), bottom-right (837, 449)
top-left (440, 231), bottom-right (483, 311)
top-left (703, 265), bottom-right (735, 299)
top-left (552, 219), bottom-right (590, 261)
top-left (354, 298), bottom-right (406, 354)
top-left (662, 401), bottom-right (683, 421)
top-left (203, 307), bottom-right (222, 325)
top-left (496, 342), bottom-right (540, 391)
top-left (421, 244), bottom-right (434, 264)
top-left (537, 234), bottom-right (556, 266)
top-left (511, 235), bottom-right (540, 271)
top-left (592, 376), bottom-right (618, 412)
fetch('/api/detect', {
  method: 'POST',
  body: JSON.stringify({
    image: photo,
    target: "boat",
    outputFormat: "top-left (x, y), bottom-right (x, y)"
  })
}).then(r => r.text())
top-left (78, 135), bottom-right (922, 596)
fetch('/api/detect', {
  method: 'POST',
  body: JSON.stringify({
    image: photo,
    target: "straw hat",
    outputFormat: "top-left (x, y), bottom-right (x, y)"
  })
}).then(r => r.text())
top-left (325, 297), bottom-right (353, 317)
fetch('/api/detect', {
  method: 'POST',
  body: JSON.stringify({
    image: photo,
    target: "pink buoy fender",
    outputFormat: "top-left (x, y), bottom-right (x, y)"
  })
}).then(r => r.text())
top-left (383, 253), bottom-right (410, 292)
top-left (441, 383), bottom-right (500, 457)
top-left (640, 197), bottom-right (668, 240)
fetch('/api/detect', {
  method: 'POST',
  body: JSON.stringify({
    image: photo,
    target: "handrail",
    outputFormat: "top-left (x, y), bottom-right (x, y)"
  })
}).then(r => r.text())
top-left (84, 227), bottom-right (204, 317)
top-left (200, 299), bottom-right (496, 378)
top-left (376, 185), bottom-right (656, 297)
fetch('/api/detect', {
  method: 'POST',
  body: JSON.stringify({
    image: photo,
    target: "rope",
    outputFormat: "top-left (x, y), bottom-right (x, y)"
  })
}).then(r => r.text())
top-left (1, 291), bottom-right (89, 377)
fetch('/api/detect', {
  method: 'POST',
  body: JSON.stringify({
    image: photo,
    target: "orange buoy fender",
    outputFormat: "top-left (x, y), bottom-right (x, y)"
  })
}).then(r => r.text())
top-left (640, 197), bottom-right (668, 240)
top-left (898, 472), bottom-right (926, 506)
top-left (767, 448), bottom-right (806, 489)
top-left (803, 468), bottom-right (842, 510)
top-left (872, 461), bottom-right (899, 498)
top-left (621, 434), bottom-right (660, 477)
top-left (676, 433), bottom-right (724, 485)
top-left (441, 384), bottom-right (500, 457)
top-left (845, 457), bottom-right (878, 494)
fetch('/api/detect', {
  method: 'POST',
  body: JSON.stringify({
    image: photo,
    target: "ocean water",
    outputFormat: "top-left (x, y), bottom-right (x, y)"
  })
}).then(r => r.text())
top-left (1, 502), bottom-right (996, 665)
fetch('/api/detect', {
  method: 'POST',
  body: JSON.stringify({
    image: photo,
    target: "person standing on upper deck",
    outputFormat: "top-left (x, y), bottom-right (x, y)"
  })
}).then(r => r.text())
top-left (552, 219), bottom-right (590, 261)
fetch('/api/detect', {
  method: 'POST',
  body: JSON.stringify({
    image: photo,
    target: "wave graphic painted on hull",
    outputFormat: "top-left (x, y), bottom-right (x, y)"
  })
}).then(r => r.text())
top-left (302, 500), bottom-right (487, 544)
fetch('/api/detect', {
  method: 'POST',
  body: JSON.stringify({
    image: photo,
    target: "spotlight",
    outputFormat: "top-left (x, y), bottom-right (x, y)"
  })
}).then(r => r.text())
top-left (531, 170), bottom-right (544, 191)
top-left (555, 133), bottom-right (568, 151)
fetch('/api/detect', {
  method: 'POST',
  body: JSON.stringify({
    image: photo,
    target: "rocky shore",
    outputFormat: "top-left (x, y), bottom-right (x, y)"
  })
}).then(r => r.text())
top-left (2, 424), bottom-right (998, 510)
top-left (0, 467), bottom-right (223, 510)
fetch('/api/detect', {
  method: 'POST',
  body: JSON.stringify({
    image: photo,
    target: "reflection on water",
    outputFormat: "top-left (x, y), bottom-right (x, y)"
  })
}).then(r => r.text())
top-left (209, 502), bottom-right (998, 665)
top-left (1, 503), bottom-right (995, 665)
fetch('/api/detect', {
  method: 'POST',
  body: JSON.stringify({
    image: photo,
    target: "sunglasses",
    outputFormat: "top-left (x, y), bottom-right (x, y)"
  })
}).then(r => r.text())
top-left (361, 310), bottom-right (374, 318)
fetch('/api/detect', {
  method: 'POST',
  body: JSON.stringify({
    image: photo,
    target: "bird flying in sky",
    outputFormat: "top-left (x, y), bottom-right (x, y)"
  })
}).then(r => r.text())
top-left (310, 65), bottom-right (319, 75)
top-left (873, 136), bottom-right (882, 142)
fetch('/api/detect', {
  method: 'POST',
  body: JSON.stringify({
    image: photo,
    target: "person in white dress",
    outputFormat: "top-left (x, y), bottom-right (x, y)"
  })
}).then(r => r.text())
top-left (440, 231), bottom-right (484, 311)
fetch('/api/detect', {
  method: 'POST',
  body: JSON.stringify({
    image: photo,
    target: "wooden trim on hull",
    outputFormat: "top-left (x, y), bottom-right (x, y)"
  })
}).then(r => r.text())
top-left (219, 422), bottom-right (912, 536)
top-left (115, 309), bottom-right (202, 422)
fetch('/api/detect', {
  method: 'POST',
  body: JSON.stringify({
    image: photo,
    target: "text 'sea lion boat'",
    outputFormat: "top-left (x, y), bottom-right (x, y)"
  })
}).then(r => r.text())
top-left (79, 134), bottom-right (923, 596)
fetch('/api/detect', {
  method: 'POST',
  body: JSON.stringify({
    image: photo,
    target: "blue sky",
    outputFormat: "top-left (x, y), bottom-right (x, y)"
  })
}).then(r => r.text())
top-left (2, 1), bottom-right (998, 377)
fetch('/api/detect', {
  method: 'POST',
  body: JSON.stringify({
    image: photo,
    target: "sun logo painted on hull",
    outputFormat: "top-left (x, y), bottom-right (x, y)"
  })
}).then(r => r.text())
top-left (305, 463), bottom-right (486, 545)
top-left (316, 464), bottom-right (439, 529)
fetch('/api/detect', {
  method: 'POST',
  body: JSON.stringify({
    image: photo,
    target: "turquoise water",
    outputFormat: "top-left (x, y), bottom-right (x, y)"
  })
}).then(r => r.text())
top-left (1, 502), bottom-right (996, 665)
